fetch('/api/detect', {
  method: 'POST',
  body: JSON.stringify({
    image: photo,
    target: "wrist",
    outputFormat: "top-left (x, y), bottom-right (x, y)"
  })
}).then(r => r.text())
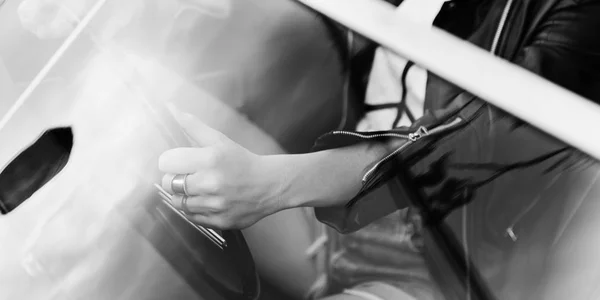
top-left (257, 154), bottom-right (300, 212)
top-left (258, 140), bottom-right (398, 211)
top-left (260, 152), bottom-right (325, 210)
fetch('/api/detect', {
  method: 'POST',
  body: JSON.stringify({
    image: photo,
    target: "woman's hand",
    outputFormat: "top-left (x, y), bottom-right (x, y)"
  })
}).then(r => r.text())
top-left (159, 109), bottom-right (399, 230)
top-left (158, 112), bottom-right (287, 230)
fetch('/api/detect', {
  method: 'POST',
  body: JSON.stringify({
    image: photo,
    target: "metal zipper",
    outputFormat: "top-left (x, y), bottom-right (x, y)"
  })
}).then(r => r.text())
top-left (489, 0), bottom-right (514, 244)
top-left (329, 130), bottom-right (410, 140)
top-left (362, 134), bottom-right (417, 183)
top-left (363, 117), bottom-right (463, 182)
top-left (504, 172), bottom-right (562, 243)
top-left (328, 117), bottom-right (462, 184)
top-left (490, 0), bottom-right (514, 55)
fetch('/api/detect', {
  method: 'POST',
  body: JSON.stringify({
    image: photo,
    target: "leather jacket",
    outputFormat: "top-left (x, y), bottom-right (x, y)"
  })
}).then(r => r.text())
top-left (314, 0), bottom-right (600, 297)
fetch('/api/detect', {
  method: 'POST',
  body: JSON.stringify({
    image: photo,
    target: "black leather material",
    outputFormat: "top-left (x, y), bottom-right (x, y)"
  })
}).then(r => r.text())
top-left (314, 0), bottom-right (600, 297)
top-left (314, 0), bottom-right (600, 237)
top-left (0, 127), bottom-right (73, 214)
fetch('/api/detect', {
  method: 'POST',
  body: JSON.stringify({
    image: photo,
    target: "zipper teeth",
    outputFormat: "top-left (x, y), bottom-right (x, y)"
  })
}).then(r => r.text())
top-left (361, 118), bottom-right (463, 182)
top-left (427, 117), bottom-right (463, 134)
top-left (333, 117), bottom-right (462, 139)
top-left (362, 140), bottom-right (413, 181)
top-left (330, 131), bottom-right (409, 139)
top-left (491, 0), bottom-right (514, 55)
top-left (506, 172), bottom-right (562, 240)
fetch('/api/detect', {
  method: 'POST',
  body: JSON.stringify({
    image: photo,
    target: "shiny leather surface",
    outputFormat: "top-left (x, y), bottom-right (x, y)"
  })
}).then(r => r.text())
top-left (315, 0), bottom-right (600, 244)
top-left (314, 0), bottom-right (600, 298)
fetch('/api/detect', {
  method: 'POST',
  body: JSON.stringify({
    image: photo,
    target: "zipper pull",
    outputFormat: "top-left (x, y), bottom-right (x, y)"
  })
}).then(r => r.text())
top-left (505, 227), bottom-right (518, 242)
top-left (360, 118), bottom-right (462, 185)
top-left (408, 126), bottom-right (429, 142)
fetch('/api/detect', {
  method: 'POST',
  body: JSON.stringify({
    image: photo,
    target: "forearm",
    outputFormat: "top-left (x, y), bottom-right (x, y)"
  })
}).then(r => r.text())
top-left (265, 140), bottom-right (395, 210)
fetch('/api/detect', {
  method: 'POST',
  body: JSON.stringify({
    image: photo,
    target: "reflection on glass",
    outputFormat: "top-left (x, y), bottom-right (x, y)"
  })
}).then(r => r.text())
top-left (0, 0), bottom-right (345, 299)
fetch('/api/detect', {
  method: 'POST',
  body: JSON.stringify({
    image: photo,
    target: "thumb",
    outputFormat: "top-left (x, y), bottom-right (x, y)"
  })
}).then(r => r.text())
top-left (167, 105), bottom-right (224, 147)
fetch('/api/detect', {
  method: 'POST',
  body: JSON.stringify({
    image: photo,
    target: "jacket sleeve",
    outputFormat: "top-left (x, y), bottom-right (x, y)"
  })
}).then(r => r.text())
top-left (312, 0), bottom-right (600, 233)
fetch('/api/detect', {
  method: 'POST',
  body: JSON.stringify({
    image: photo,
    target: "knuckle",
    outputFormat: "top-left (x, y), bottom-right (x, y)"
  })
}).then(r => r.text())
top-left (209, 197), bottom-right (227, 211)
top-left (204, 148), bottom-right (222, 166)
top-left (202, 174), bottom-right (223, 194)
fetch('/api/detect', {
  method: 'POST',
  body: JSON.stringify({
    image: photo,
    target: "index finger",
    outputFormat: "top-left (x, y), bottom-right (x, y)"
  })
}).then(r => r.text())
top-left (158, 147), bottom-right (213, 174)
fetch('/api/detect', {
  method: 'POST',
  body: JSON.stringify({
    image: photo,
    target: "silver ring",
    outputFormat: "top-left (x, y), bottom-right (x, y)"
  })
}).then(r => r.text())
top-left (181, 195), bottom-right (192, 215)
top-left (171, 174), bottom-right (189, 196)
